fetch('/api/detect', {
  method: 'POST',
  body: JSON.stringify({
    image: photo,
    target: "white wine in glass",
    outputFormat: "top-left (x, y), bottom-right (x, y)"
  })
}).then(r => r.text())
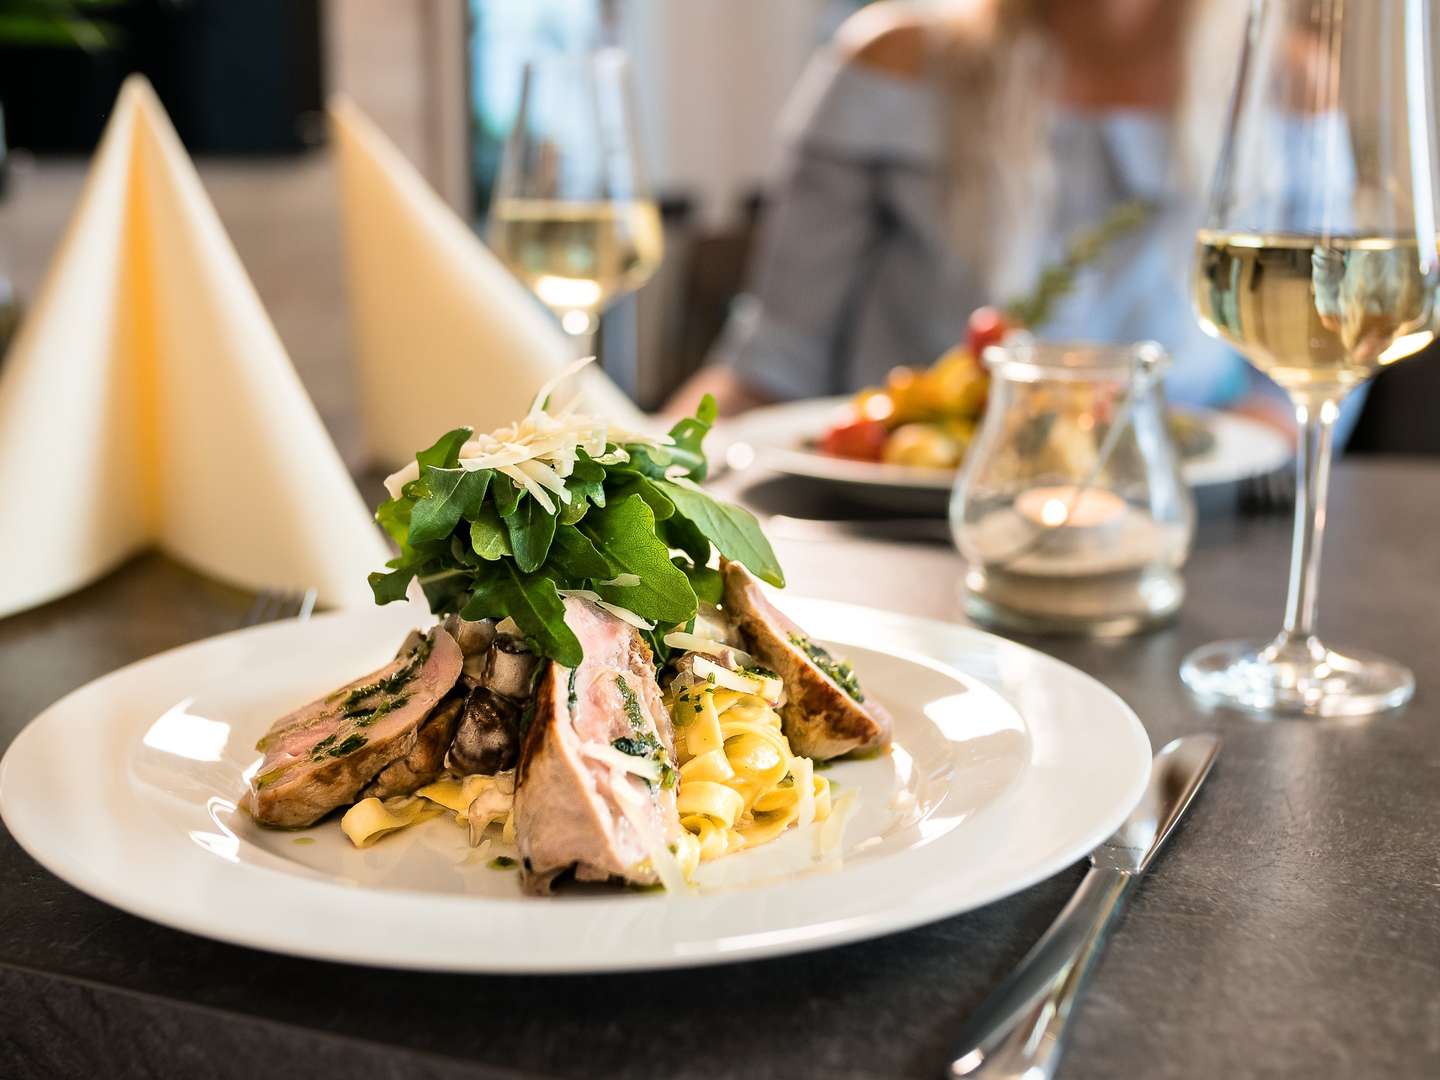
top-left (488, 197), bottom-right (663, 337)
top-left (1182, 0), bottom-right (1440, 717)
top-left (489, 49), bottom-right (662, 348)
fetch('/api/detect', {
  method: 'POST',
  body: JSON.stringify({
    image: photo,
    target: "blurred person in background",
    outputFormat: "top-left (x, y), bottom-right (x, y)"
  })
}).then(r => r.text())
top-left (669, 0), bottom-right (1302, 433)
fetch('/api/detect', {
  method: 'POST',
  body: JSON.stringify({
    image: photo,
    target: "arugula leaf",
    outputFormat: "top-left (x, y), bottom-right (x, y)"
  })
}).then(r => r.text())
top-left (368, 567), bottom-right (413, 604)
top-left (375, 495), bottom-right (413, 549)
top-left (546, 526), bottom-right (612, 581)
top-left (607, 473), bottom-right (675, 522)
top-left (558, 498), bottom-right (590, 527)
top-left (658, 513), bottom-right (710, 568)
top-left (504, 496), bottom-right (558, 573)
top-left (674, 556), bottom-right (723, 605)
top-left (493, 476), bottom-right (522, 517)
top-left (461, 565), bottom-right (581, 667)
top-left (581, 496), bottom-right (697, 624)
top-left (656, 480), bottom-right (785, 587)
top-left (469, 505), bottom-right (512, 560)
top-left (409, 466), bottom-right (492, 543)
top-left (420, 568), bottom-right (471, 613)
top-left (613, 396), bottom-right (716, 483)
top-left (416, 427), bottom-right (472, 470)
top-left (568, 455), bottom-right (607, 508)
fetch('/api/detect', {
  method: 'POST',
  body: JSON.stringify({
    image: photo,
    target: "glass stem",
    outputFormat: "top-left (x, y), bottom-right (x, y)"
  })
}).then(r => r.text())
top-left (568, 327), bottom-right (597, 364)
top-left (1281, 398), bottom-right (1339, 641)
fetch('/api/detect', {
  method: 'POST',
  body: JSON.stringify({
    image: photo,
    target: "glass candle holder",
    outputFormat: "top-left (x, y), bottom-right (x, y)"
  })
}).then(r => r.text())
top-left (950, 339), bottom-right (1195, 636)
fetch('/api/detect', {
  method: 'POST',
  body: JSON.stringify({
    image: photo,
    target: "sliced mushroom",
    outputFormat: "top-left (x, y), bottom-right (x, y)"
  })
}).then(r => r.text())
top-left (485, 637), bottom-right (538, 699)
top-left (448, 687), bottom-right (521, 775)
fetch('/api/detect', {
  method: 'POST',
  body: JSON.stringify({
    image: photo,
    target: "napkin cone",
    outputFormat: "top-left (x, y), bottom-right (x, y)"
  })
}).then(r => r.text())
top-left (0, 77), bottom-right (390, 618)
top-left (328, 97), bottom-right (648, 468)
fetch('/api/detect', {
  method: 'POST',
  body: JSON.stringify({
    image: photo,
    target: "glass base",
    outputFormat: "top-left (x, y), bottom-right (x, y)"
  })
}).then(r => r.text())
top-left (1180, 633), bottom-right (1413, 718)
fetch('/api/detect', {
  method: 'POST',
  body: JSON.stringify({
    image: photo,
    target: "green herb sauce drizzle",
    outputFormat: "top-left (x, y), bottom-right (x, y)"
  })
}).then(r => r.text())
top-left (789, 634), bottom-right (865, 702)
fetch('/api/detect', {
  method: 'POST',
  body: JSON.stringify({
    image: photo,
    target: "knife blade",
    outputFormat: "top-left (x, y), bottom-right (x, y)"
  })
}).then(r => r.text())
top-left (946, 734), bottom-right (1221, 1080)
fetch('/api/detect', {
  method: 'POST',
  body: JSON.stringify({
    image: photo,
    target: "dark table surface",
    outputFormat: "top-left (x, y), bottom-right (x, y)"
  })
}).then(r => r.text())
top-left (3, 458), bottom-right (1438, 1080)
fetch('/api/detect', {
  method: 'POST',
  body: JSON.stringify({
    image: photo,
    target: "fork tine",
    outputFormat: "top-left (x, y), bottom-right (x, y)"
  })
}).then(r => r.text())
top-left (242, 586), bottom-right (320, 628)
top-left (296, 587), bottom-right (318, 622)
top-left (243, 591), bottom-right (273, 627)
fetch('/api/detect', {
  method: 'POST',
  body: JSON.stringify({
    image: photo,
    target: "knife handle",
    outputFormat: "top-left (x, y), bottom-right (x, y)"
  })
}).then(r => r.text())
top-left (946, 865), bottom-right (1133, 1080)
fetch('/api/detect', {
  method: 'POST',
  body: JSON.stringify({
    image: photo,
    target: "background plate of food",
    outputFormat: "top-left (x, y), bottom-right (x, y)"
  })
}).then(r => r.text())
top-left (716, 390), bottom-right (1292, 516)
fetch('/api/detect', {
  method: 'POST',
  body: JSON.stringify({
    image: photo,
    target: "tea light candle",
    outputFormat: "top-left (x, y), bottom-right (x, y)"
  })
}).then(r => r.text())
top-left (1014, 486), bottom-right (1127, 531)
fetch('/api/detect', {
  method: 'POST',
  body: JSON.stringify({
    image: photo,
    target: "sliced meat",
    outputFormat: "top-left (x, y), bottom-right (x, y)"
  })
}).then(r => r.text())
top-left (721, 560), bottom-right (892, 760)
top-left (514, 597), bottom-right (681, 894)
top-left (360, 695), bottom-right (464, 799)
top-left (247, 627), bottom-right (463, 827)
top-left (448, 687), bottom-right (521, 775)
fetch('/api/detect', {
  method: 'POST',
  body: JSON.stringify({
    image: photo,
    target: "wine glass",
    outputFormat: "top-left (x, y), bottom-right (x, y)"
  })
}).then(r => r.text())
top-left (1183, 0), bottom-right (1439, 716)
top-left (488, 47), bottom-right (663, 356)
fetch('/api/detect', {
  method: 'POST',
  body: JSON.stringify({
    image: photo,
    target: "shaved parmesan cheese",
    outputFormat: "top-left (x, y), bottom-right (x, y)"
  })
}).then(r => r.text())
top-left (792, 757), bottom-right (817, 831)
top-left (814, 789), bottom-right (858, 860)
top-left (610, 771), bottom-right (691, 893)
top-left (662, 632), bottom-right (754, 665)
top-left (382, 357), bottom-right (667, 501)
top-left (581, 741), bottom-right (663, 783)
top-left (557, 589), bottom-right (654, 630)
top-left (690, 655), bottom-right (781, 701)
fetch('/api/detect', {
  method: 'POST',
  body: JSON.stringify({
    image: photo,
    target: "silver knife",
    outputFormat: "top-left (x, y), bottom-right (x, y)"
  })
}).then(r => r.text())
top-left (946, 734), bottom-right (1221, 1080)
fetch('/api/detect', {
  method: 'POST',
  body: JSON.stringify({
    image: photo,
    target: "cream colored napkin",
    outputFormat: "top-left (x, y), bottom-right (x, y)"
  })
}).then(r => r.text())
top-left (329, 97), bottom-right (648, 468)
top-left (0, 77), bottom-right (390, 619)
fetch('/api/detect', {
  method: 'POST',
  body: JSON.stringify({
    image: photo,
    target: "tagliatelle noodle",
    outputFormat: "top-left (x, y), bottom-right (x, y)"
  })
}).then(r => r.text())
top-left (666, 683), bottom-right (832, 862)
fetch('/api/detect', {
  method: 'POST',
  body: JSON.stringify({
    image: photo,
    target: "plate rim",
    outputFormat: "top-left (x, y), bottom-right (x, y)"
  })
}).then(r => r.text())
top-left (0, 600), bottom-right (1152, 973)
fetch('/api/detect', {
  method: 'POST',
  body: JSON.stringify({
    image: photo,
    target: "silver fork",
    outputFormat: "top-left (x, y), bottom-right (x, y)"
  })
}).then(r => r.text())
top-left (242, 587), bottom-right (318, 627)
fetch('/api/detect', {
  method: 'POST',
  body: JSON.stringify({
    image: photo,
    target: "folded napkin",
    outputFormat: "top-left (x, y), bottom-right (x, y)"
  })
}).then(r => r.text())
top-left (328, 97), bottom-right (649, 468)
top-left (0, 77), bottom-right (390, 619)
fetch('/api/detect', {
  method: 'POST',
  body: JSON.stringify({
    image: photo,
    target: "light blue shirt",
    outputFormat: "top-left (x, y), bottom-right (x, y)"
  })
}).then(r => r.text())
top-left (714, 51), bottom-right (1359, 435)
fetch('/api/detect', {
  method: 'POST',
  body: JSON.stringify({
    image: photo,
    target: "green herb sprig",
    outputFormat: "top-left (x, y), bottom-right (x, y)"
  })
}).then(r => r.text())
top-left (369, 395), bottom-right (783, 668)
top-left (1004, 200), bottom-right (1154, 329)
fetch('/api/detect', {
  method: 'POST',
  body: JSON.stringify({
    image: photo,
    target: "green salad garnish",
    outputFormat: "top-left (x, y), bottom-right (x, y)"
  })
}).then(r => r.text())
top-left (369, 386), bottom-right (782, 668)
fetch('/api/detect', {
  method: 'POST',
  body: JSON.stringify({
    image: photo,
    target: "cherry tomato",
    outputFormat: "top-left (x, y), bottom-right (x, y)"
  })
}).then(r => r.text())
top-left (820, 418), bottom-right (889, 462)
top-left (966, 306), bottom-right (1011, 359)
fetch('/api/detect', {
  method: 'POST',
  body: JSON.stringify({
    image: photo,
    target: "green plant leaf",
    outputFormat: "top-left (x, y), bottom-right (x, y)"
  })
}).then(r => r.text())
top-left (674, 557), bottom-right (723, 605)
top-left (409, 466), bottom-right (492, 543)
top-left (504, 496), bottom-right (558, 573)
top-left (606, 473), bottom-right (675, 522)
top-left (568, 455), bottom-right (607, 508)
top-left (375, 495), bottom-right (413, 549)
top-left (492, 476), bottom-right (522, 517)
top-left (416, 427), bottom-right (472, 471)
top-left (469, 506), bottom-right (512, 561)
top-left (658, 513), bottom-right (711, 568)
top-left (368, 567), bottom-right (414, 605)
top-left (661, 394), bottom-right (716, 482)
top-left (461, 565), bottom-right (581, 667)
top-left (581, 495), bottom-right (697, 624)
top-left (656, 480), bottom-right (785, 587)
top-left (546, 527), bottom-right (612, 581)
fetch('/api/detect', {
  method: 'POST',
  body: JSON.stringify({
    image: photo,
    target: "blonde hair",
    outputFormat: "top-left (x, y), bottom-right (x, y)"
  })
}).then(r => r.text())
top-left (930, 0), bottom-right (1252, 298)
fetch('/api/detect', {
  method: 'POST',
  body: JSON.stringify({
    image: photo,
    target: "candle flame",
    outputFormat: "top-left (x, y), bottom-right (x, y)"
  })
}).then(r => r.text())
top-left (1040, 499), bottom-right (1069, 527)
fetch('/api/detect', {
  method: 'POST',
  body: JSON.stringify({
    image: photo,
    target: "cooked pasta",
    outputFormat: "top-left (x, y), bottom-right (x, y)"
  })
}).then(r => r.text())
top-left (337, 674), bottom-right (835, 881)
top-left (668, 682), bottom-right (832, 862)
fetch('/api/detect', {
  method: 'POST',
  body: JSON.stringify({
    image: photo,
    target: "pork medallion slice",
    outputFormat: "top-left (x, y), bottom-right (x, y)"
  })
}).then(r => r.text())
top-left (514, 597), bottom-right (682, 894)
top-left (721, 560), bottom-right (892, 760)
top-left (247, 627), bottom-right (463, 827)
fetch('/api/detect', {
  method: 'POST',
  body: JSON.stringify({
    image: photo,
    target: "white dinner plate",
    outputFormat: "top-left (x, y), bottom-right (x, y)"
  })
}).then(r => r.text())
top-left (717, 397), bottom-right (1292, 512)
top-left (0, 598), bottom-right (1150, 973)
